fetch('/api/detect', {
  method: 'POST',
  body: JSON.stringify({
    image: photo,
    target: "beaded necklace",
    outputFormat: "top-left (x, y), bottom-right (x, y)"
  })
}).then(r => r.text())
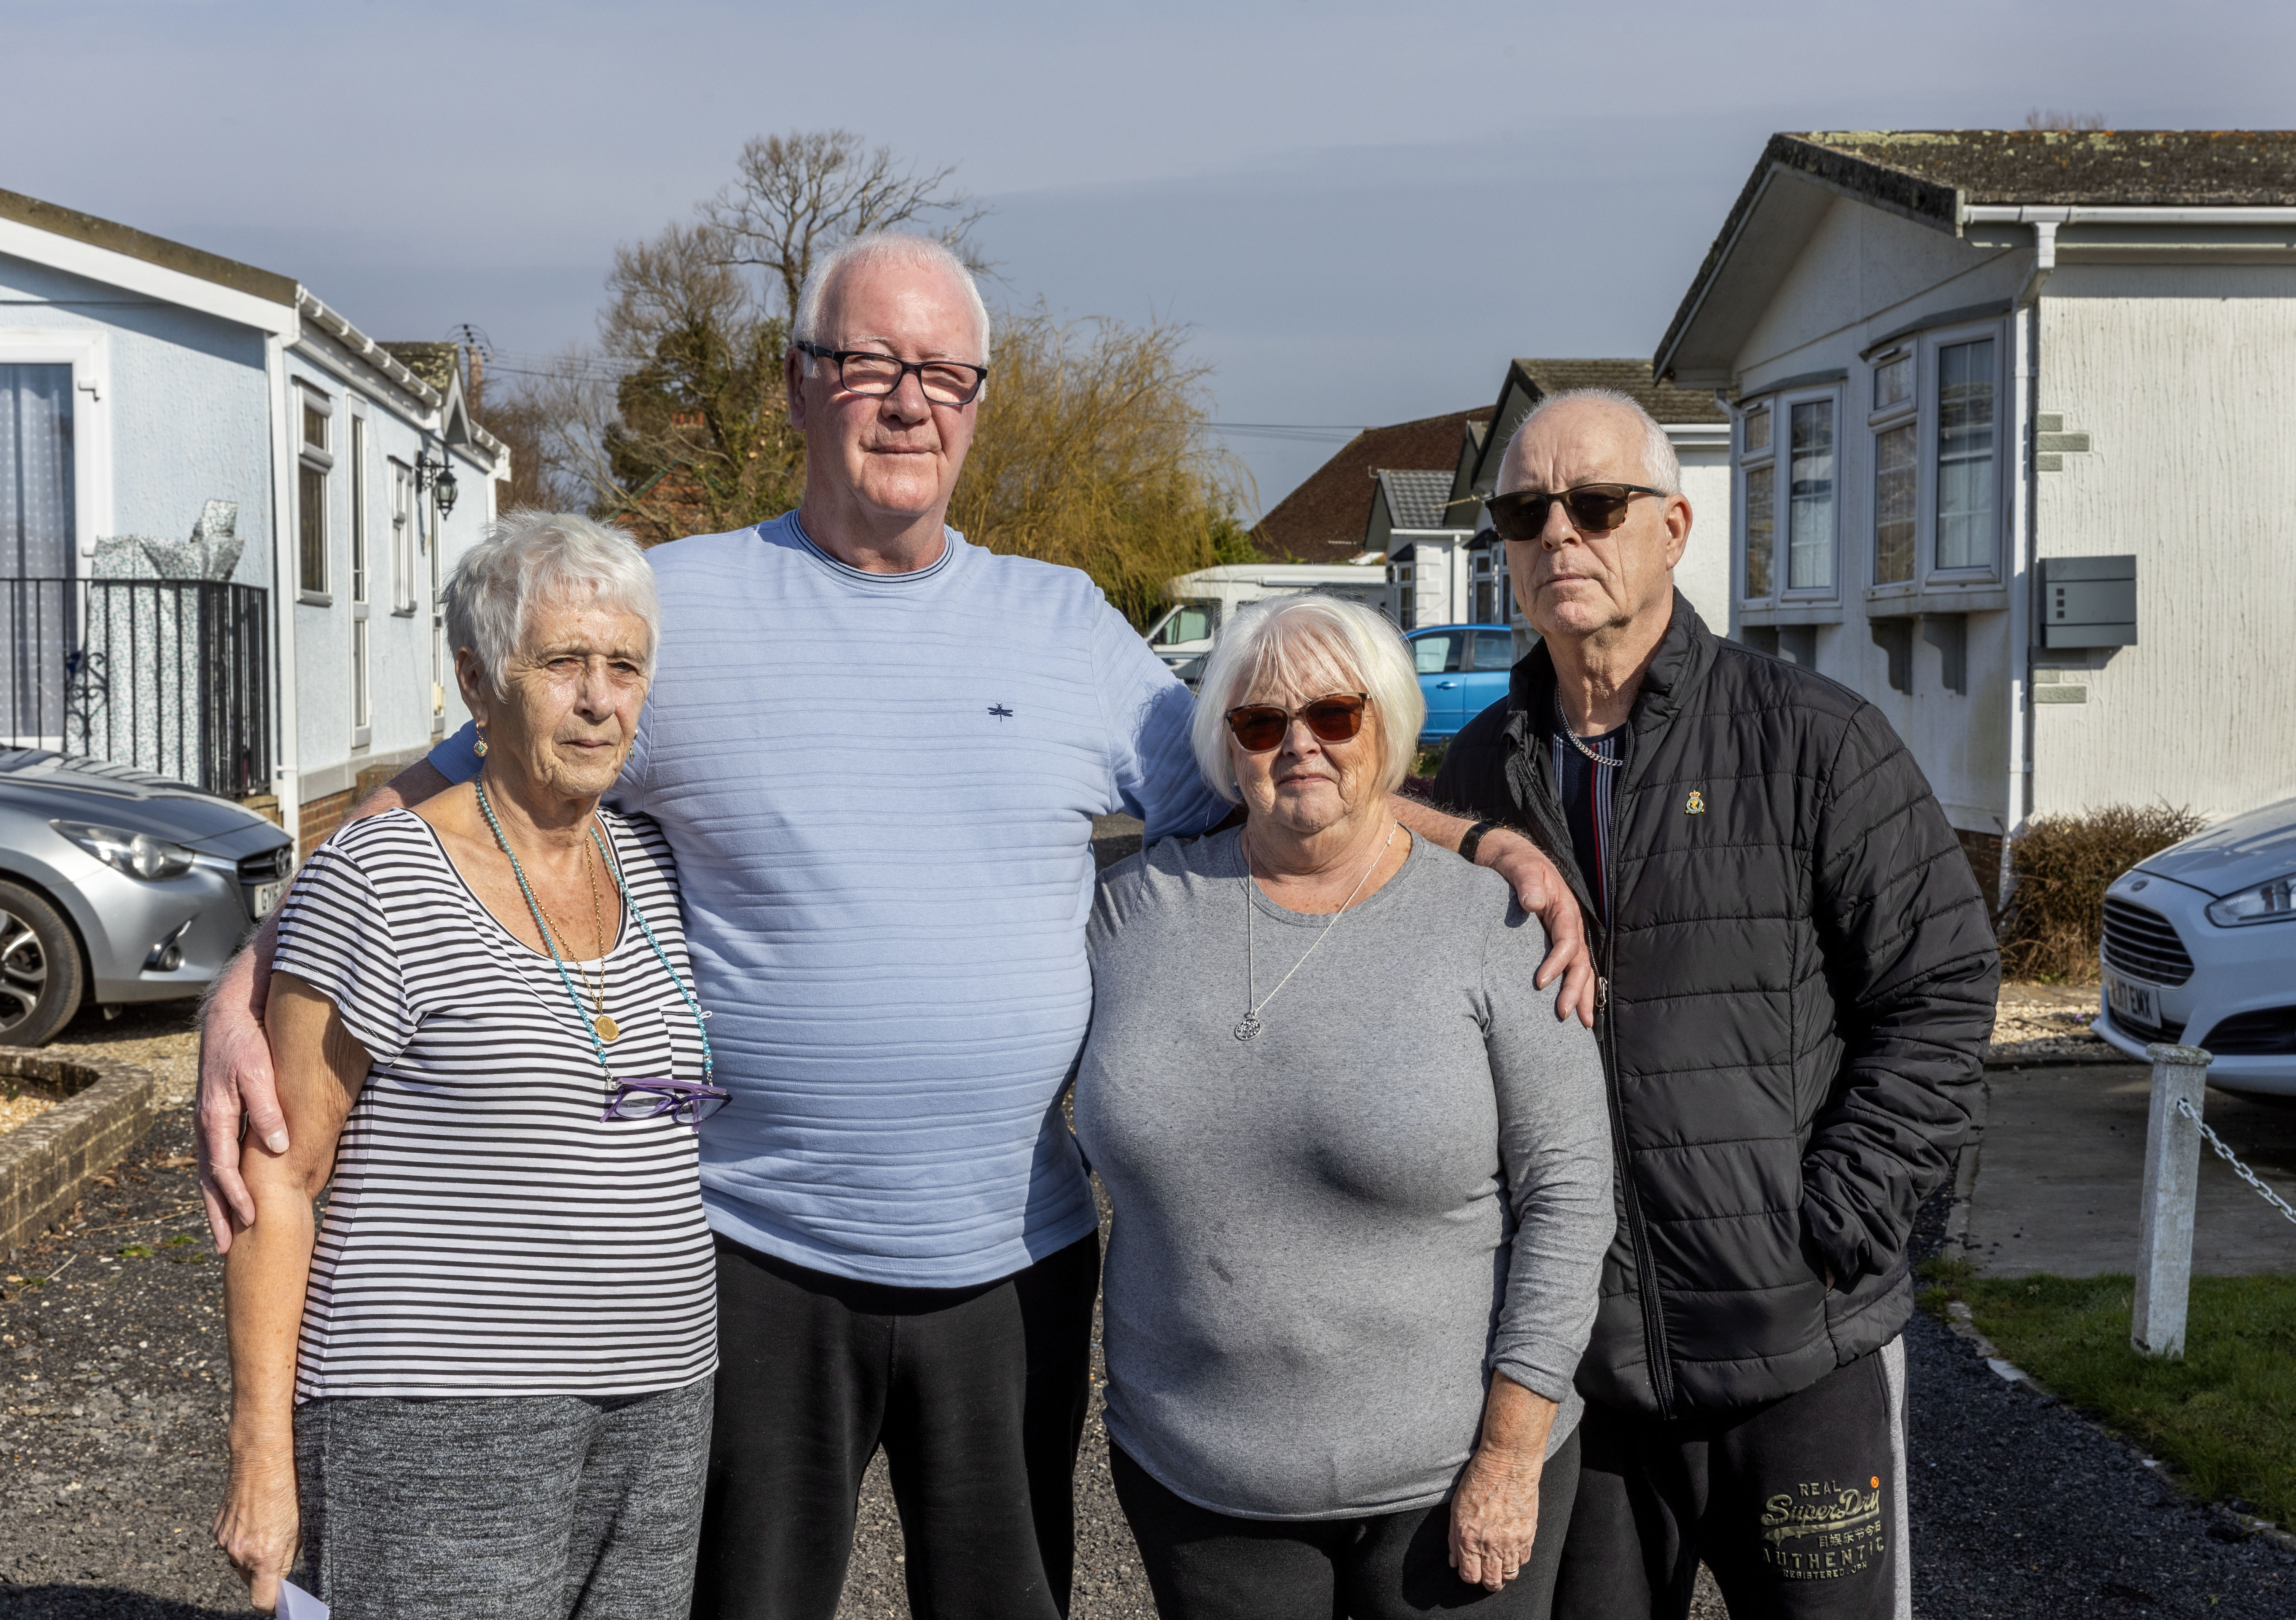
top-left (473, 776), bottom-right (714, 1083)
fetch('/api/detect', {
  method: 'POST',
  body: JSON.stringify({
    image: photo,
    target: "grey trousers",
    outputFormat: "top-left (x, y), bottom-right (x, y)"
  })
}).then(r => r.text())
top-left (293, 1376), bottom-right (715, 1620)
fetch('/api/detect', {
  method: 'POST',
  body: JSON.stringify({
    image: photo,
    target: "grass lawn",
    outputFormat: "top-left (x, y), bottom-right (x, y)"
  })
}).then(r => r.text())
top-left (1920, 1260), bottom-right (2296, 1527)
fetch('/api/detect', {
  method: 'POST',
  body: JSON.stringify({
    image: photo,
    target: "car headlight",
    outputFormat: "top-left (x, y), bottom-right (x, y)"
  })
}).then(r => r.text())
top-left (2205, 873), bottom-right (2296, 927)
top-left (52, 820), bottom-right (198, 882)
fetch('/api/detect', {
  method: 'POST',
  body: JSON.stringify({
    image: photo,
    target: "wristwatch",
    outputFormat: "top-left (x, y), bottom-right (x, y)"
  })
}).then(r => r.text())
top-left (1458, 819), bottom-right (1501, 865)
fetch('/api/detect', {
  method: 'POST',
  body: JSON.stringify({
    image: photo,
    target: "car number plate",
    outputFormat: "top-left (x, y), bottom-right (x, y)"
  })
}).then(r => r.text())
top-left (250, 880), bottom-right (284, 919)
top-left (2105, 972), bottom-right (2157, 1027)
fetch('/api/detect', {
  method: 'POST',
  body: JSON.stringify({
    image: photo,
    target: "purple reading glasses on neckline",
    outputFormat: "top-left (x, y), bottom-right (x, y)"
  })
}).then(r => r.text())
top-left (601, 1077), bottom-right (731, 1128)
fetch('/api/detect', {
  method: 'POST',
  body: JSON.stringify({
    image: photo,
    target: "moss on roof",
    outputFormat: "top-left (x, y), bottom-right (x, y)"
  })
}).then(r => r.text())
top-left (379, 342), bottom-right (462, 394)
top-left (1804, 129), bottom-right (2296, 207)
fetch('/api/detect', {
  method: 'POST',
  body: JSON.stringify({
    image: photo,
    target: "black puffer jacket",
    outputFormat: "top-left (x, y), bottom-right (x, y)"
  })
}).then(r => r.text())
top-left (1432, 596), bottom-right (1997, 1417)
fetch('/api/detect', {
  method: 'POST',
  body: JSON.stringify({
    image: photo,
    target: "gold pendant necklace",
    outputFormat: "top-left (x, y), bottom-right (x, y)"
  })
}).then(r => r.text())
top-left (520, 831), bottom-right (618, 1042)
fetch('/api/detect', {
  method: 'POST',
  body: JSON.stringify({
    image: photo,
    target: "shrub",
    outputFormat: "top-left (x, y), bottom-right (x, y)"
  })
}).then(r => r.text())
top-left (1998, 804), bottom-right (2207, 981)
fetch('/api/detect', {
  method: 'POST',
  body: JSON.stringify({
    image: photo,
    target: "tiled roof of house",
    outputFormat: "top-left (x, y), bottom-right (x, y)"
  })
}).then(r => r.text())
top-left (1803, 129), bottom-right (2296, 208)
top-left (1252, 407), bottom-right (1492, 558)
top-left (380, 342), bottom-right (462, 394)
top-left (1657, 130), bottom-right (2296, 382)
top-left (1374, 468), bottom-right (1458, 531)
top-left (1511, 359), bottom-right (1728, 424)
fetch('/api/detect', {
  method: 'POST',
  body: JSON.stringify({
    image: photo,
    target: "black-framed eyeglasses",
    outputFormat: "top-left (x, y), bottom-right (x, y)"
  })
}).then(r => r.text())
top-left (1486, 482), bottom-right (1667, 543)
top-left (796, 342), bottom-right (988, 406)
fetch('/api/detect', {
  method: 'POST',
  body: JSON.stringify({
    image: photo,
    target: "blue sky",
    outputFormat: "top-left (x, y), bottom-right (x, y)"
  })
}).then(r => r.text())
top-left (13, 0), bottom-right (2292, 512)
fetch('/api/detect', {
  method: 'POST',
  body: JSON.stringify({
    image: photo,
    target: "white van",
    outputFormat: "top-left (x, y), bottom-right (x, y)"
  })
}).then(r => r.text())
top-left (1142, 560), bottom-right (1390, 668)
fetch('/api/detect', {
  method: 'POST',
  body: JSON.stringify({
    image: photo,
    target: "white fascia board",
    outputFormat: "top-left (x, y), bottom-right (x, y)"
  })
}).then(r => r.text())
top-left (1663, 423), bottom-right (1731, 448)
top-left (290, 326), bottom-right (437, 421)
top-left (1963, 205), bottom-right (2296, 226)
top-left (0, 216), bottom-right (297, 335)
top-left (294, 292), bottom-right (442, 410)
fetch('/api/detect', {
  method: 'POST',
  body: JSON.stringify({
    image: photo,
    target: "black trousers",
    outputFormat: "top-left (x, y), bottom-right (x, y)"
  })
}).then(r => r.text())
top-left (1553, 1340), bottom-right (1909, 1620)
top-left (690, 1230), bottom-right (1100, 1620)
top-left (1110, 1429), bottom-right (1583, 1620)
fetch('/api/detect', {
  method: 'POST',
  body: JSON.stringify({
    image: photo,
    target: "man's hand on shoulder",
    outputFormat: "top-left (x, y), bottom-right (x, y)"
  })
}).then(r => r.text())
top-left (198, 756), bottom-right (451, 1251)
top-left (1388, 798), bottom-right (1596, 1028)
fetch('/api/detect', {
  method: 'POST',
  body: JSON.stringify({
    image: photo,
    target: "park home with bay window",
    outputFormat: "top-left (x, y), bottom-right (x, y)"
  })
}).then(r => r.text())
top-left (1654, 130), bottom-right (2296, 889)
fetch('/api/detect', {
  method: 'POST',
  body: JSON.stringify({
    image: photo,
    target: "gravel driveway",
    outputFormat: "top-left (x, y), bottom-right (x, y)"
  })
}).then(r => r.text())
top-left (6, 1037), bottom-right (2294, 1615)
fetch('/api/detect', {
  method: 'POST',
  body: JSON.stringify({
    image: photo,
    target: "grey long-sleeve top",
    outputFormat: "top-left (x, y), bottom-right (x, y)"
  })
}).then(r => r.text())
top-left (1074, 828), bottom-right (1614, 1521)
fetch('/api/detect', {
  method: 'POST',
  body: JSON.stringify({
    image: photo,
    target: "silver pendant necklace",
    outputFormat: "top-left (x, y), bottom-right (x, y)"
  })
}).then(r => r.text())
top-left (1235, 823), bottom-right (1397, 1042)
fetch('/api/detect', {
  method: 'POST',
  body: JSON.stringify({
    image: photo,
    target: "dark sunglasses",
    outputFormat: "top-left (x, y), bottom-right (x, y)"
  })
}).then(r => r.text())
top-left (1224, 693), bottom-right (1369, 753)
top-left (1486, 482), bottom-right (1667, 543)
top-left (601, 1077), bottom-right (732, 1128)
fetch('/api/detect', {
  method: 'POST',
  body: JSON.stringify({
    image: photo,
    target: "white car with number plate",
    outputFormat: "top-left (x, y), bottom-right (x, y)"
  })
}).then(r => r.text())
top-left (2095, 793), bottom-right (2296, 1096)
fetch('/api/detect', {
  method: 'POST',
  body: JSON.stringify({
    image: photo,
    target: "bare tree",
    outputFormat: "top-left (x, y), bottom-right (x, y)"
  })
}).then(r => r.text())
top-left (2023, 109), bottom-right (2110, 131)
top-left (699, 129), bottom-right (992, 321)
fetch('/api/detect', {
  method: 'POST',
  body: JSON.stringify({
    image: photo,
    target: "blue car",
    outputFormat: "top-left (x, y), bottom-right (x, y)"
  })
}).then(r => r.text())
top-left (1405, 623), bottom-right (1518, 742)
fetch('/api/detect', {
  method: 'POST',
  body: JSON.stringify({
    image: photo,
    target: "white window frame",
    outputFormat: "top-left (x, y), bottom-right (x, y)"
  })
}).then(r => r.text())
top-left (1861, 319), bottom-right (2008, 604)
top-left (295, 384), bottom-right (333, 605)
top-left (389, 456), bottom-right (417, 614)
top-left (349, 408), bottom-right (372, 749)
top-left (1927, 326), bottom-right (2005, 583)
top-left (1735, 383), bottom-right (1843, 607)
top-left (1868, 347), bottom-right (1920, 590)
top-left (0, 330), bottom-right (113, 568)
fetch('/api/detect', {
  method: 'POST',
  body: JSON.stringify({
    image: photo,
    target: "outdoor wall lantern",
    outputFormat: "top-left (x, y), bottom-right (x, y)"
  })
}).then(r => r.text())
top-left (415, 449), bottom-right (459, 518)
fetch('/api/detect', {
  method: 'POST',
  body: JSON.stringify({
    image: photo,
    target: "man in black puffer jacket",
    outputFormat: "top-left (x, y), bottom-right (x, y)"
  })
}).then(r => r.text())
top-left (1432, 390), bottom-right (1997, 1620)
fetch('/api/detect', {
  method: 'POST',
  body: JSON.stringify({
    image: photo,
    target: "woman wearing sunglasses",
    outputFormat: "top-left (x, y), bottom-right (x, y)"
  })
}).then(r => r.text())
top-left (215, 514), bottom-right (723, 1618)
top-left (1073, 594), bottom-right (1613, 1619)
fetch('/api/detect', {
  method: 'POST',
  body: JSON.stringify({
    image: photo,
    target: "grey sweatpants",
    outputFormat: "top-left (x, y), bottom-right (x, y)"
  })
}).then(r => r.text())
top-left (293, 1376), bottom-right (714, 1620)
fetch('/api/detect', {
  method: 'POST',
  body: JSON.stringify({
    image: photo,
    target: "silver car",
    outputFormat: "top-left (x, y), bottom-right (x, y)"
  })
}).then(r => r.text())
top-left (2095, 792), bottom-right (2296, 1096)
top-left (0, 750), bottom-right (293, 1046)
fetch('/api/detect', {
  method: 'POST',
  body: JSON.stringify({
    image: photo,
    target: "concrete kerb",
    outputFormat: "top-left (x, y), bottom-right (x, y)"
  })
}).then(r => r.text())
top-left (0, 1050), bottom-right (160, 1259)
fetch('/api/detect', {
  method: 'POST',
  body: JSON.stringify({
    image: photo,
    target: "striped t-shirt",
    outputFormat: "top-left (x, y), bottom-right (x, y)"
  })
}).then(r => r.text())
top-left (1551, 704), bottom-right (1624, 925)
top-left (271, 807), bottom-right (717, 1401)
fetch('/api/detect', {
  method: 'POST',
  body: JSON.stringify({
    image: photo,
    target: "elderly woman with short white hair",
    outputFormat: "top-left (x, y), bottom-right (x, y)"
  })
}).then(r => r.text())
top-left (1074, 594), bottom-right (1614, 1620)
top-left (213, 513), bottom-right (721, 1618)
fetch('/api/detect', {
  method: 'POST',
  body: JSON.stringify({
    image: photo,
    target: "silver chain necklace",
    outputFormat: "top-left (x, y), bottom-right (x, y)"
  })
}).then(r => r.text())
top-left (1556, 696), bottom-right (1622, 766)
top-left (1235, 824), bottom-right (1397, 1043)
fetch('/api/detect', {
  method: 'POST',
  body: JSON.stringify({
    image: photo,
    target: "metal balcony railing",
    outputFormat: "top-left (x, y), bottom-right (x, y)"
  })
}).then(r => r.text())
top-left (0, 578), bottom-right (272, 798)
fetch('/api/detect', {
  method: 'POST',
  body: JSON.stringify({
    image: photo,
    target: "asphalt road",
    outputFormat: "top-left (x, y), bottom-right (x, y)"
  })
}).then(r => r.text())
top-left (6, 1110), bottom-right (2295, 1616)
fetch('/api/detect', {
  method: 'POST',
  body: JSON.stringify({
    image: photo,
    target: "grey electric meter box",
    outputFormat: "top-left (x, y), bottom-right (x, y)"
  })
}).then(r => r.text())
top-left (2038, 555), bottom-right (2137, 648)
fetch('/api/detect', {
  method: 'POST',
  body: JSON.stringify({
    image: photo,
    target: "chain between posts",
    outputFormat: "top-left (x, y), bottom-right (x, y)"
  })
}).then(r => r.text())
top-left (2176, 1097), bottom-right (2296, 1228)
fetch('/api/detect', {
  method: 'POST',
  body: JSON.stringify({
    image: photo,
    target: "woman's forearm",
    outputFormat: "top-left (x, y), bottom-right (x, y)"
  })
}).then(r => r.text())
top-left (224, 1177), bottom-right (318, 1456)
top-left (1476, 1371), bottom-right (1558, 1467)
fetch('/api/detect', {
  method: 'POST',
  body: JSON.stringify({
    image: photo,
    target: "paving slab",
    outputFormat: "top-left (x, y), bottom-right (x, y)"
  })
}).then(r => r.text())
top-left (1965, 1064), bottom-right (2296, 1277)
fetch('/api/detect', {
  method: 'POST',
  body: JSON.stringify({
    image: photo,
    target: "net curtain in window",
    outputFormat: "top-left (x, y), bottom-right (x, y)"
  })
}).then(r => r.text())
top-left (0, 366), bottom-right (77, 739)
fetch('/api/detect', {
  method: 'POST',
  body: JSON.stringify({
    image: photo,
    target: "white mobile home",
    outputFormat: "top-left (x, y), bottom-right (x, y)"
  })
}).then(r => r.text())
top-left (1653, 131), bottom-right (2296, 884)
top-left (0, 188), bottom-right (503, 851)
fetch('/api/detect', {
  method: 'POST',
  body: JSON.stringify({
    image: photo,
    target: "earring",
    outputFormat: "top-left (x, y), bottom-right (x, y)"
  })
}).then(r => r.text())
top-left (473, 725), bottom-right (488, 758)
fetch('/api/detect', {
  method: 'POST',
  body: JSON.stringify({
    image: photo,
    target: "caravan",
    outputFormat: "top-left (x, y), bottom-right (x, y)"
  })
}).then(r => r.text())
top-left (1141, 559), bottom-right (1390, 669)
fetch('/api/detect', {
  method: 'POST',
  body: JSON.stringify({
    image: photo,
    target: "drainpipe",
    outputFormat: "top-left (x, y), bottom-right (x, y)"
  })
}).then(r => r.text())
top-left (1998, 224), bottom-right (2055, 912)
top-left (264, 328), bottom-right (302, 856)
top-left (1711, 389), bottom-right (1741, 643)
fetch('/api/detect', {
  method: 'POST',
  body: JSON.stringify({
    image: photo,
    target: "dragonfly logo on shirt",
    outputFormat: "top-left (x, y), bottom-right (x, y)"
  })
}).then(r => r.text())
top-left (988, 704), bottom-right (1014, 720)
top-left (1685, 789), bottom-right (1707, 815)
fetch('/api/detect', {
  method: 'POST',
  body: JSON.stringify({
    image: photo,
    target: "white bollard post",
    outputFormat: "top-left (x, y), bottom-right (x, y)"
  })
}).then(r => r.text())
top-left (2131, 1042), bottom-right (2212, 1359)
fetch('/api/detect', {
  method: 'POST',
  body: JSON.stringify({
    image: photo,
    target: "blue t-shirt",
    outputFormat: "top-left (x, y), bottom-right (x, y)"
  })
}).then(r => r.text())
top-left (431, 513), bottom-right (1224, 1286)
